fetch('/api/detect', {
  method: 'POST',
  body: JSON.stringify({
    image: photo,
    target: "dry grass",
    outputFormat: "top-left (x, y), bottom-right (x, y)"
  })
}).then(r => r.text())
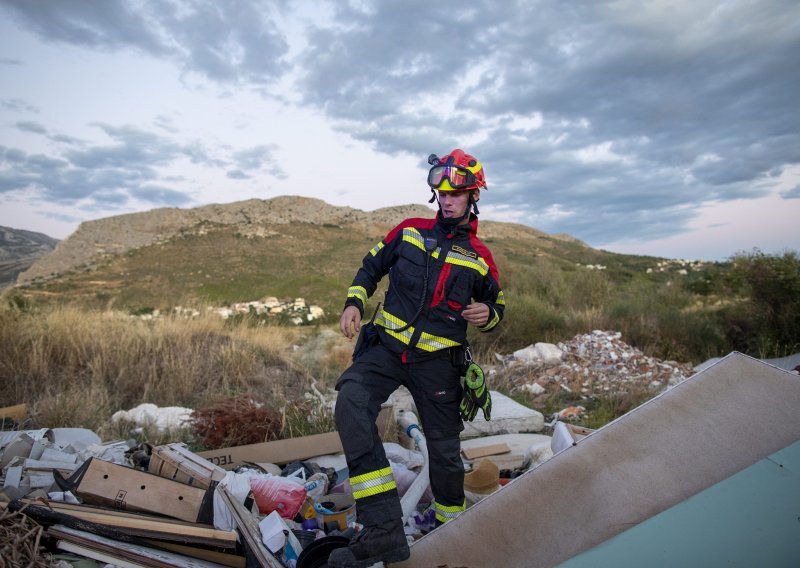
top-left (0, 304), bottom-right (337, 446)
top-left (0, 505), bottom-right (49, 568)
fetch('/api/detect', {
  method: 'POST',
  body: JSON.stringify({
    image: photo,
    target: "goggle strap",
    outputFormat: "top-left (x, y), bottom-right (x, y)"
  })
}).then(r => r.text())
top-left (428, 189), bottom-right (436, 204)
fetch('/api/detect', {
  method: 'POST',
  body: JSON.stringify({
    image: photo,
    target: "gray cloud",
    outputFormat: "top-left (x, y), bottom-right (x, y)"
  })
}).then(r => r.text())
top-left (231, 144), bottom-right (287, 179)
top-left (2, 98), bottom-right (39, 113)
top-left (0, 123), bottom-right (286, 209)
top-left (227, 169), bottom-right (249, 180)
top-left (0, 0), bottom-right (290, 85)
top-left (2, 0), bottom-right (797, 248)
top-left (782, 185), bottom-right (800, 199)
top-left (16, 120), bottom-right (48, 135)
top-left (295, 0), bottom-right (800, 245)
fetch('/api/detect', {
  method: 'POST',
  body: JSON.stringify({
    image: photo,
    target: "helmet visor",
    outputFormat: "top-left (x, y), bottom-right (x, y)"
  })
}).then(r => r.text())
top-left (427, 165), bottom-right (477, 190)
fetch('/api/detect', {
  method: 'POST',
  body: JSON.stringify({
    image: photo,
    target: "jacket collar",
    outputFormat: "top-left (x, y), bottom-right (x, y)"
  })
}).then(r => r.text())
top-left (435, 211), bottom-right (479, 237)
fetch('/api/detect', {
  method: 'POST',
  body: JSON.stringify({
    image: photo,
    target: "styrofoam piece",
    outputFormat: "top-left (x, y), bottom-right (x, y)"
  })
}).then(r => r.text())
top-left (51, 428), bottom-right (102, 448)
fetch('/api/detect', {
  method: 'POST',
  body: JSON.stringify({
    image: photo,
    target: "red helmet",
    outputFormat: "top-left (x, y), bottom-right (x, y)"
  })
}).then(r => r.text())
top-left (427, 149), bottom-right (487, 193)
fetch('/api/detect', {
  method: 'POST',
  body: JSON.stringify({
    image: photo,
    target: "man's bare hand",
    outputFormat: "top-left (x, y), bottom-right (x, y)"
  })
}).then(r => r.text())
top-left (462, 302), bottom-right (490, 327)
top-left (340, 305), bottom-right (362, 339)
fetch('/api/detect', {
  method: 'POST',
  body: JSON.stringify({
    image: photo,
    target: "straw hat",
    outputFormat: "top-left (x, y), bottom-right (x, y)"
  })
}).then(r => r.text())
top-left (463, 459), bottom-right (500, 495)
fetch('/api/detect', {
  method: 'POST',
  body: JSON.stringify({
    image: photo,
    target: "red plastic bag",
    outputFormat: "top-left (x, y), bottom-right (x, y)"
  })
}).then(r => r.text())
top-left (249, 476), bottom-right (307, 519)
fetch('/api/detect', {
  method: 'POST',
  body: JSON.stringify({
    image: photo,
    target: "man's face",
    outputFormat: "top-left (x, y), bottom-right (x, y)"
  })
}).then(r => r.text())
top-left (438, 189), bottom-right (473, 221)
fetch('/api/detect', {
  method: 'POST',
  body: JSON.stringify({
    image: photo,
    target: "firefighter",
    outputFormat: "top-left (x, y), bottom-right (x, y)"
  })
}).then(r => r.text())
top-left (328, 149), bottom-right (504, 568)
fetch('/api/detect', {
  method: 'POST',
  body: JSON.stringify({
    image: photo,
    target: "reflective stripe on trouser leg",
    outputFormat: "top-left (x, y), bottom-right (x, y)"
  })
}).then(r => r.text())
top-left (334, 346), bottom-right (404, 524)
top-left (350, 466), bottom-right (397, 500)
top-left (433, 499), bottom-right (466, 523)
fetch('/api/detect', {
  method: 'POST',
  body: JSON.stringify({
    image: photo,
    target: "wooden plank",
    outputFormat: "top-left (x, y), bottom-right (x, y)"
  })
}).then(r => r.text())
top-left (56, 541), bottom-right (145, 568)
top-left (143, 540), bottom-right (246, 568)
top-left (50, 525), bottom-right (228, 568)
top-left (15, 500), bottom-right (235, 547)
top-left (218, 484), bottom-right (283, 568)
top-left (25, 500), bottom-right (205, 525)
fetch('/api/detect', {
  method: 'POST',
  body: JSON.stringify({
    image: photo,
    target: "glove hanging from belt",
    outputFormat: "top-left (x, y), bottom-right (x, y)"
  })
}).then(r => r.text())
top-left (460, 361), bottom-right (491, 422)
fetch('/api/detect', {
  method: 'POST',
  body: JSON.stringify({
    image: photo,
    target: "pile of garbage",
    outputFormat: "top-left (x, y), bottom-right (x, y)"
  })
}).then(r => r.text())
top-left (497, 330), bottom-right (696, 409)
top-left (0, 415), bottom-right (456, 567)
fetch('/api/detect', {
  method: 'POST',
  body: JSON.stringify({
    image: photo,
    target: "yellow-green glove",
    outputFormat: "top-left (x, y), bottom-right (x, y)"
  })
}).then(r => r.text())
top-left (460, 362), bottom-right (491, 421)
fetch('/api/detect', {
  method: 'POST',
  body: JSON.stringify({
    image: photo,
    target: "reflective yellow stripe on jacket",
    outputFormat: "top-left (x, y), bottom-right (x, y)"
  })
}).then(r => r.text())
top-left (444, 250), bottom-right (489, 276)
top-left (376, 309), bottom-right (460, 352)
top-left (350, 467), bottom-right (397, 500)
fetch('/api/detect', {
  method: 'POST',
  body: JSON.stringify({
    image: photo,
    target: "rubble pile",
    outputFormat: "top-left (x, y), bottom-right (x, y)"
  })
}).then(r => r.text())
top-left (500, 330), bottom-right (696, 402)
top-left (0, 417), bottom-right (443, 567)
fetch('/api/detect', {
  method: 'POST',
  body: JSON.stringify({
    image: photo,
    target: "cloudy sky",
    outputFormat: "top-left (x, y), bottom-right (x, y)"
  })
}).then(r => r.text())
top-left (1, 0), bottom-right (798, 261)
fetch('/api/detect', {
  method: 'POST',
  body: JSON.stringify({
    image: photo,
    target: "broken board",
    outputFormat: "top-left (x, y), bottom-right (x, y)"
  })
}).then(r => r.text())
top-left (395, 353), bottom-right (800, 567)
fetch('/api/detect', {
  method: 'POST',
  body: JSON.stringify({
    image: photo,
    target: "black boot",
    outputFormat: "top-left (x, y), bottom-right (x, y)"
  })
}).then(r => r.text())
top-left (327, 518), bottom-right (410, 567)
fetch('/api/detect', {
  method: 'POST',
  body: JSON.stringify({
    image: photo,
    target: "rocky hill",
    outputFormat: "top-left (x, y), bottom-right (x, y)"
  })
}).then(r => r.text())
top-left (9, 195), bottom-right (649, 317)
top-left (0, 226), bottom-right (59, 289)
top-left (16, 196), bottom-right (438, 284)
top-left (16, 195), bottom-right (574, 286)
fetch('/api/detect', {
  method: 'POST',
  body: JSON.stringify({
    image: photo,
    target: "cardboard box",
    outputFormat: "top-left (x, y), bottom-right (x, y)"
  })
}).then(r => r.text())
top-left (62, 458), bottom-right (214, 523)
top-left (149, 443), bottom-right (227, 489)
top-left (199, 404), bottom-right (397, 471)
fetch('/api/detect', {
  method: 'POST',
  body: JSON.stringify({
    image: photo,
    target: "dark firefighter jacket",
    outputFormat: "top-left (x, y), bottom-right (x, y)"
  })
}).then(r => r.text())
top-left (345, 213), bottom-right (505, 361)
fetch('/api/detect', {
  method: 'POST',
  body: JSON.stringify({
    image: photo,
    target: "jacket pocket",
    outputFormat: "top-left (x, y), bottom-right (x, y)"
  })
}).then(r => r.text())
top-left (446, 268), bottom-right (475, 309)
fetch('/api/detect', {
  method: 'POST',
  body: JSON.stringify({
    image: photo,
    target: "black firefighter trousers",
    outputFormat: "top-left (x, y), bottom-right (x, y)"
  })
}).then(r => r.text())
top-left (334, 342), bottom-right (465, 526)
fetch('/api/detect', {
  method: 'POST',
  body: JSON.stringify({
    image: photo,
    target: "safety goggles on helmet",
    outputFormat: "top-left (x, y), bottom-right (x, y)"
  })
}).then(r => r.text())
top-left (427, 164), bottom-right (479, 190)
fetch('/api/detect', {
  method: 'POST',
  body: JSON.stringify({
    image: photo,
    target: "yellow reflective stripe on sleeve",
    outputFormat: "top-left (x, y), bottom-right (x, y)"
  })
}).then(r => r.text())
top-left (433, 500), bottom-right (466, 523)
top-left (445, 251), bottom-right (489, 276)
top-left (347, 286), bottom-right (368, 306)
top-left (416, 332), bottom-right (461, 352)
top-left (480, 307), bottom-right (500, 332)
top-left (401, 228), bottom-right (425, 251)
top-left (496, 290), bottom-right (506, 306)
top-left (375, 310), bottom-right (414, 344)
top-left (350, 467), bottom-right (397, 500)
top-left (369, 241), bottom-right (384, 256)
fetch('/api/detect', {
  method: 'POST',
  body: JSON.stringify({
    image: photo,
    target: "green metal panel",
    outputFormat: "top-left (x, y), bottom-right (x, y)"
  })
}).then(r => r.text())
top-left (561, 440), bottom-right (800, 567)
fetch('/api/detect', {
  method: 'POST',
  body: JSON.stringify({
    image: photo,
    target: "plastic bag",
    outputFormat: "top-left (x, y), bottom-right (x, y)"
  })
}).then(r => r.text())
top-left (250, 475), bottom-right (307, 519)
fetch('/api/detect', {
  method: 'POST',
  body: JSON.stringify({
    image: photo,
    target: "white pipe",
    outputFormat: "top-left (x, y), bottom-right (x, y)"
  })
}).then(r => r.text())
top-left (398, 409), bottom-right (430, 523)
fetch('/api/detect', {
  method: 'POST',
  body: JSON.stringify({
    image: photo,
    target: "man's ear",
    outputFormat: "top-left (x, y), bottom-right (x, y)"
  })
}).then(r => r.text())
top-left (472, 189), bottom-right (480, 202)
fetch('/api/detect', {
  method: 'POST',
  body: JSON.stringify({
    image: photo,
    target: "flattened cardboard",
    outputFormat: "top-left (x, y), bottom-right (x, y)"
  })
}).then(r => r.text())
top-left (461, 443), bottom-right (512, 460)
top-left (199, 431), bottom-right (343, 470)
top-left (0, 403), bottom-right (27, 424)
top-left (198, 404), bottom-right (395, 470)
top-left (60, 457), bottom-right (213, 523)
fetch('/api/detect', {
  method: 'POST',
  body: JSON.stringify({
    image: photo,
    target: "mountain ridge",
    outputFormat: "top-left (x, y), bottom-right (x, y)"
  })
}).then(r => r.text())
top-left (16, 196), bottom-right (580, 285)
top-left (0, 226), bottom-right (59, 289)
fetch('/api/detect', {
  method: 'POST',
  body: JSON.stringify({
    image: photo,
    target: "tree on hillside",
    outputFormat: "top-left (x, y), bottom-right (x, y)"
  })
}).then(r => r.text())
top-left (725, 249), bottom-right (800, 356)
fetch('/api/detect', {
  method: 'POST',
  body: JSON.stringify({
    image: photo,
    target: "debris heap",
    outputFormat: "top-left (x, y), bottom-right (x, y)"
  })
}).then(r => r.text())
top-left (501, 330), bottom-right (696, 401)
